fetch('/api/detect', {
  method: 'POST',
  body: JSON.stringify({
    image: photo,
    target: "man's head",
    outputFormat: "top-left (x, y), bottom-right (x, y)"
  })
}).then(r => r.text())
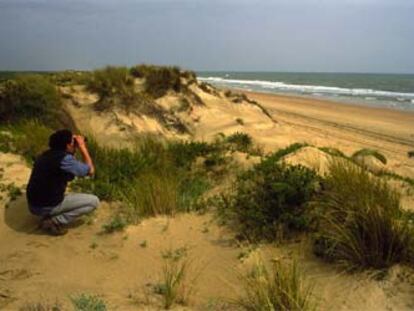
top-left (49, 129), bottom-right (74, 153)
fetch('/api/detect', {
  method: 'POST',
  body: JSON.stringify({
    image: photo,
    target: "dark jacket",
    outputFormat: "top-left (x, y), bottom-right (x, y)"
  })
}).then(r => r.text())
top-left (26, 149), bottom-right (75, 208)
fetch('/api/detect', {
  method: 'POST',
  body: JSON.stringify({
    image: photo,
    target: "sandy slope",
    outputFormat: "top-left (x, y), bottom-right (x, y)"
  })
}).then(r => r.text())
top-left (1, 91), bottom-right (414, 310)
top-left (246, 92), bottom-right (414, 179)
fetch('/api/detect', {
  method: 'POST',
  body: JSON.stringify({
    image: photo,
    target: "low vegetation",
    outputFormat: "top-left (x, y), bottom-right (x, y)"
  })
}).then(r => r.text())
top-left (0, 74), bottom-right (72, 128)
top-left (225, 132), bottom-right (253, 153)
top-left (216, 149), bottom-right (318, 241)
top-left (101, 214), bottom-right (127, 233)
top-left (0, 121), bottom-right (52, 163)
top-left (313, 159), bottom-right (414, 270)
top-left (131, 64), bottom-right (182, 98)
top-left (352, 148), bottom-right (387, 165)
top-left (70, 293), bottom-right (107, 311)
top-left (235, 259), bottom-right (316, 311)
top-left (154, 249), bottom-right (195, 309)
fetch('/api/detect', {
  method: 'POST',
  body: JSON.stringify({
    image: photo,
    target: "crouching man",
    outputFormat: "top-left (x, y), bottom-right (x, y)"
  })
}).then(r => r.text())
top-left (26, 129), bottom-right (99, 235)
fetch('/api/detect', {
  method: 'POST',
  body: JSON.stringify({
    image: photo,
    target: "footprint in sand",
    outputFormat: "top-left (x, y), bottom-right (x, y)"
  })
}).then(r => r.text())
top-left (0, 287), bottom-right (16, 309)
top-left (26, 240), bottom-right (49, 248)
top-left (0, 268), bottom-right (32, 281)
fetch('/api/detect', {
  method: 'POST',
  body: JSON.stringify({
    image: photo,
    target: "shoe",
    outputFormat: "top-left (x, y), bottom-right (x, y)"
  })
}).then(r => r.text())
top-left (40, 218), bottom-right (68, 236)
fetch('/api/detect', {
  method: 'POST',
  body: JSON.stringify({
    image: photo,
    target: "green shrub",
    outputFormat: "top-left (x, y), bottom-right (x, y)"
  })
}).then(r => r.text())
top-left (70, 294), bottom-right (107, 311)
top-left (0, 74), bottom-right (62, 125)
top-left (0, 121), bottom-right (52, 163)
top-left (167, 141), bottom-right (216, 170)
top-left (131, 65), bottom-right (181, 98)
top-left (219, 156), bottom-right (318, 241)
top-left (235, 260), bottom-right (316, 311)
top-left (86, 66), bottom-right (139, 110)
top-left (225, 132), bottom-right (253, 153)
top-left (314, 159), bottom-right (414, 270)
top-left (352, 148), bottom-right (387, 165)
top-left (101, 214), bottom-right (127, 233)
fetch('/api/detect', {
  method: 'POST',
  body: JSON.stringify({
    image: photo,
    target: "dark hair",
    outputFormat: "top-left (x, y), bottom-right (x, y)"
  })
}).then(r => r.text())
top-left (49, 129), bottom-right (73, 151)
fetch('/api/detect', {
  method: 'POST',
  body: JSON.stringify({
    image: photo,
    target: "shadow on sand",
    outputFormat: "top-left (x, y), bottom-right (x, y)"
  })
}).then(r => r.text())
top-left (4, 195), bottom-right (41, 234)
top-left (4, 194), bottom-right (90, 235)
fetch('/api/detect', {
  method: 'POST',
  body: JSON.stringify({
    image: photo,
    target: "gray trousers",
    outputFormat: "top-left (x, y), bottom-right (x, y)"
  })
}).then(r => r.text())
top-left (49, 193), bottom-right (100, 225)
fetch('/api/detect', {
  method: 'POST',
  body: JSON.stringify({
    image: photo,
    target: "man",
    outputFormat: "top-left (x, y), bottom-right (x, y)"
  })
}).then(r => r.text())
top-left (26, 129), bottom-right (99, 235)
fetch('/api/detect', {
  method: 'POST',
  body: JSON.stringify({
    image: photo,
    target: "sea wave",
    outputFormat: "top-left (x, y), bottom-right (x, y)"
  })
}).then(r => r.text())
top-left (199, 77), bottom-right (414, 101)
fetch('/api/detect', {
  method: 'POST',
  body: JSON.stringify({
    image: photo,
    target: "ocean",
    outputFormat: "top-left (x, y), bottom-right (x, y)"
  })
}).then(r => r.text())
top-left (197, 72), bottom-right (414, 111)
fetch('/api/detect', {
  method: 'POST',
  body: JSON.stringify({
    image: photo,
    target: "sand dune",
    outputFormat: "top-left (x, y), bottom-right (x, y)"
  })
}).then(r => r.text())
top-left (1, 89), bottom-right (414, 309)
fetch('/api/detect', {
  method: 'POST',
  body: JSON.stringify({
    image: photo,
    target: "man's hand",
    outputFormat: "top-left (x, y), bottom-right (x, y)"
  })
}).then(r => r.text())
top-left (74, 135), bottom-right (87, 149)
top-left (73, 135), bottom-right (95, 176)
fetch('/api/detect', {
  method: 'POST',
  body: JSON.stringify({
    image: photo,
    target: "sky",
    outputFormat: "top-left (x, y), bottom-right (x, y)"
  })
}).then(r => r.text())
top-left (0, 0), bottom-right (413, 73)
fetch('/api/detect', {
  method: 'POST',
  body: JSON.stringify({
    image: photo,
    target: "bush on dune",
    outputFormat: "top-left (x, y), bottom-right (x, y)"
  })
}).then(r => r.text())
top-left (131, 64), bottom-right (182, 98)
top-left (0, 121), bottom-right (53, 163)
top-left (86, 66), bottom-right (138, 110)
top-left (314, 158), bottom-right (414, 270)
top-left (225, 132), bottom-right (253, 153)
top-left (217, 151), bottom-right (318, 241)
top-left (0, 74), bottom-right (65, 127)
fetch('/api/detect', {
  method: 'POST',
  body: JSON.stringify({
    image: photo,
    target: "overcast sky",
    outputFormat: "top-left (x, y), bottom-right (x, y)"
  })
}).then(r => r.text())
top-left (0, 0), bottom-right (413, 73)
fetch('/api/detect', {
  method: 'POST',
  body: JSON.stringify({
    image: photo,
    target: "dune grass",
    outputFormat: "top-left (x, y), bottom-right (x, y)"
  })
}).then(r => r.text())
top-left (154, 248), bottom-right (196, 309)
top-left (0, 74), bottom-right (77, 129)
top-left (0, 120), bottom-right (53, 163)
top-left (71, 136), bottom-right (219, 224)
top-left (225, 132), bottom-right (253, 153)
top-left (155, 258), bottom-right (192, 309)
top-left (130, 64), bottom-right (187, 98)
top-left (352, 148), bottom-right (387, 165)
top-left (314, 158), bottom-right (414, 270)
top-left (235, 259), bottom-right (316, 311)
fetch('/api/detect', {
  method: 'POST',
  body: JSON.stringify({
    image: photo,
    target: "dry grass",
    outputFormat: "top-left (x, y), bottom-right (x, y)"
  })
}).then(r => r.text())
top-left (314, 158), bottom-right (414, 270)
top-left (154, 249), bottom-right (197, 309)
top-left (235, 259), bottom-right (316, 311)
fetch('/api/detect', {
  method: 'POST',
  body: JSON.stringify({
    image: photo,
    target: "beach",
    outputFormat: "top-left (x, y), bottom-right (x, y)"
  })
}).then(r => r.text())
top-left (245, 91), bottom-right (414, 179)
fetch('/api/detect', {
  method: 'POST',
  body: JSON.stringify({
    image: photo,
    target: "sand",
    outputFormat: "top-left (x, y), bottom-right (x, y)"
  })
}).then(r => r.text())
top-left (1, 90), bottom-right (414, 309)
top-left (244, 92), bottom-right (414, 178)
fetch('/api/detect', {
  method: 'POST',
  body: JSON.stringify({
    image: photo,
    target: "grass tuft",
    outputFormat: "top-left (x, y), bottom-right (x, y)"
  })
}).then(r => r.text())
top-left (154, 250), bottom-right (195, 309)
top-left (101, 214), bottom-right (127, 234)
top-left (235, 259), bottom-right (316, 311)
top-left (225, 132), bottom-right (253, 153)
top-left (70, 293), bottom-right (107, 311)
top-left (314, 158), bottom-right (414, 270)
